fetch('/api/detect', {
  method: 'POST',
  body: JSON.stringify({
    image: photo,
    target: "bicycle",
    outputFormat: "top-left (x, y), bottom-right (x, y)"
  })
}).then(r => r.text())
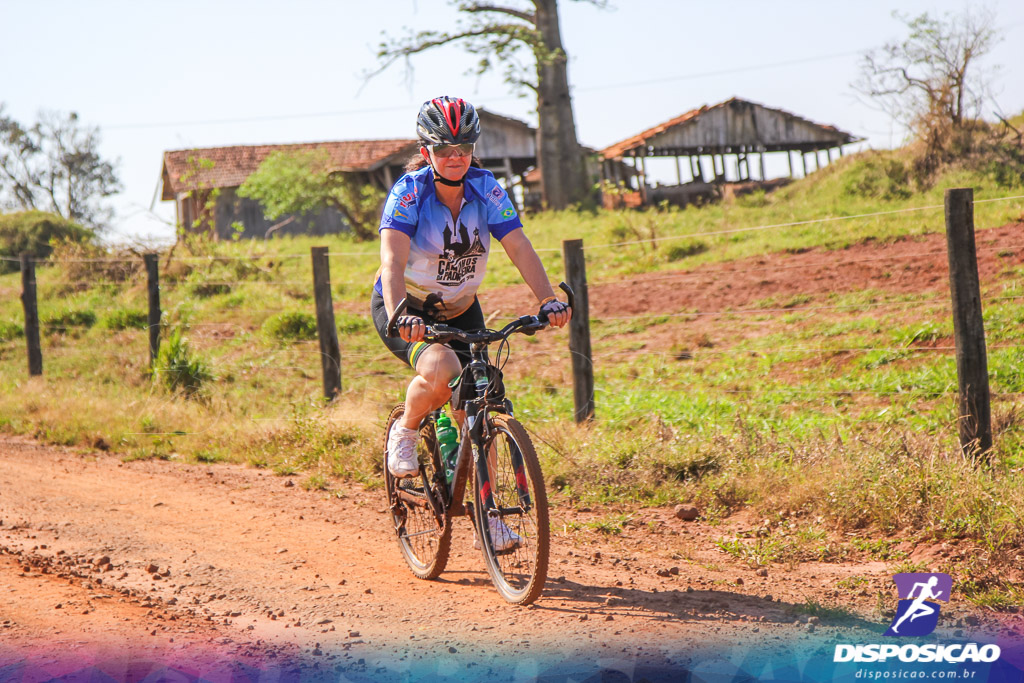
top-left (381, 283), bottom-right (573, 605)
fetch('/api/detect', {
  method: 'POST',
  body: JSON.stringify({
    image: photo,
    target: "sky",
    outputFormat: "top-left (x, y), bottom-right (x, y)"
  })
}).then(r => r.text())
top-left (2, 0), bottom-right (1023, 245)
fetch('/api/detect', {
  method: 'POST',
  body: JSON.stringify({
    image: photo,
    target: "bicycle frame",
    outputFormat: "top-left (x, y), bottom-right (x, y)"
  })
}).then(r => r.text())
top-left (439, 345), bottom-right (510, 520)
top-left (388, 282), bottom-right (573, 530)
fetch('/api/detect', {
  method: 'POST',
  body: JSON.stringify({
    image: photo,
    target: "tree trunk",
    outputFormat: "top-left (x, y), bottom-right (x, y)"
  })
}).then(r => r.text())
top-left (534, 0), bottom-right (588, 210)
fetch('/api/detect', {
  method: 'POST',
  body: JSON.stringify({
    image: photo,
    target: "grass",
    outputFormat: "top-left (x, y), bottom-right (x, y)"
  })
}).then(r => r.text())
top-left (588, 513), bottom-right (633, 535)
top-left (0, 148), bottom-right (1022, 598)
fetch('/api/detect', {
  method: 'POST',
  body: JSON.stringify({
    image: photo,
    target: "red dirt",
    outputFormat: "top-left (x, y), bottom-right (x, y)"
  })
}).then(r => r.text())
top-left (480, 223), bottom-right (1024, 318)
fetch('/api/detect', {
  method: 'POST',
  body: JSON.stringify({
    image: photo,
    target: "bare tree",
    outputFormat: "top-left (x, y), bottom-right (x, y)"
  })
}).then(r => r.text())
top-left (854, 7), bottom-right (1000, 157)
top-left (0, 106), bottom-right (121, 229)
top-left (372, 0), bottom-right (608, 210)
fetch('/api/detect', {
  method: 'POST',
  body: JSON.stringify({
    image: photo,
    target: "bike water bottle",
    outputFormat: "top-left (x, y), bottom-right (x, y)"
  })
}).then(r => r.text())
top-left (435, 414), bottom-right (459, 483)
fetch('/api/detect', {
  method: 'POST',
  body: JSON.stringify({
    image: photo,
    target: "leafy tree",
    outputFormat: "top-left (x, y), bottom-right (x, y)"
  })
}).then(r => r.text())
top-left (0, 106), bottom-right (121, 229)
top-left (373, 0), bottom-right (607, 210)
top-left (237, 149), bottom-right (385, 241)
top-left (855, 8), bottom-right (999, 165)
top-left (0, 210), bottom-right (93, 274)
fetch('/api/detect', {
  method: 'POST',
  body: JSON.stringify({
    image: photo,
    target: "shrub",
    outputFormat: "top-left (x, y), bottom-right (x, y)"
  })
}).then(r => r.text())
top-left (153, 328), bottom-right (214, 397)
top-left (262, 311), bottom-right (317, 341)
top-left (190, 282), bottom-right (232, 298)
top-left (665, 239), bottom-right (709, 262)
top-left (102, 308), bottom-right (149, 331)
top-left (336, 311), bottom-right (370, 335)
top-left (0, 320), bottom-right (23, 342)
top-left (0, 211), bottom-right (93, 274)
top-left (43, 308), bottom-right (97, 334)
top-left (49, 239), bottom-right (141, 285)
top-left (842, 155), bottom-right (913, 200)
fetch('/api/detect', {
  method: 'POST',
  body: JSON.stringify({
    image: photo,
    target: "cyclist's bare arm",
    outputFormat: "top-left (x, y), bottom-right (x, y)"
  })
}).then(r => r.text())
top-left (380, 229), bottom-right (411, 319)
top-left (498, 230), bottom-right (571, 328)
top-left (380, 230), bottom-right (424, 343)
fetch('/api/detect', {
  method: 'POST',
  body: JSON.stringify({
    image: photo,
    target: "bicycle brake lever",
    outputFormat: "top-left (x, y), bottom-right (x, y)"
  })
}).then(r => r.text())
top-left (386, 298), bottom-right (409, 338)
top-left (558, 281), bottom-right (575, 310)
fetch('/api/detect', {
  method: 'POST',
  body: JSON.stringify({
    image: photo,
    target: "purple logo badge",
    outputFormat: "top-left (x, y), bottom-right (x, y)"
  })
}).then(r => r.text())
top-left (488, 185), bottom-right (504, 207)
top-left (884, 573), bottom-right (952, 637)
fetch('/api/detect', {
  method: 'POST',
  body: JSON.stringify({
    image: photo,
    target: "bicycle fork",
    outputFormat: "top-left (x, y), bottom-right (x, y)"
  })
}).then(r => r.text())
top-left (464, 405), bottom-right (533, 524)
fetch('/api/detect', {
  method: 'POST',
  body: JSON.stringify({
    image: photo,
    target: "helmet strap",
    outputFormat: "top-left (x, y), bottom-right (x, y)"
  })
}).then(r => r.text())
top-left (435, 173), bottom-right (467, 187)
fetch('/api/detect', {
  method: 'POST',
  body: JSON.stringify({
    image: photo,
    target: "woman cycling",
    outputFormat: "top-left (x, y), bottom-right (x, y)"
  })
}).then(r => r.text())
top-left (371, 96), bottom-right (570, 546)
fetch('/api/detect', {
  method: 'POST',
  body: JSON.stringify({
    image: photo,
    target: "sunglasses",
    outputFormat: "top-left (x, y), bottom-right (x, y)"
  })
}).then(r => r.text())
top-left (430, 143), bottom-right (475, 158)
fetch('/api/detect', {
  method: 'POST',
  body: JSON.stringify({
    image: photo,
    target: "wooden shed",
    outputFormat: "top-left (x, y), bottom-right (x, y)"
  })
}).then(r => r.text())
top-left (600, 98), bottom-right (861, 207)
top-left (160, 109), bottom-right (542, 239)
top-left (161, 139), bottom-right (418, 239)
top-left (475, 109), bottom-right (537, 182)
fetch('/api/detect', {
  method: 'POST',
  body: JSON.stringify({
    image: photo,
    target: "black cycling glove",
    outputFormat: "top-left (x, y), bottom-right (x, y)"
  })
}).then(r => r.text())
top-left (396, 315), bottom-right (424, 336)
top-left (539, 299), bottom-right (569, 320)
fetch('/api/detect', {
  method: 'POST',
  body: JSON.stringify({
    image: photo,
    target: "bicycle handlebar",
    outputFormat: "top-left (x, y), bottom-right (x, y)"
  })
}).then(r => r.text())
top-left (386, 282), bottom-right (575, 344)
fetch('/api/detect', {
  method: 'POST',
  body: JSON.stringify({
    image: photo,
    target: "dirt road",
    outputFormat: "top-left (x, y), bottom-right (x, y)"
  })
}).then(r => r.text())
top-left (1, 437), bottom-right (1015, 681)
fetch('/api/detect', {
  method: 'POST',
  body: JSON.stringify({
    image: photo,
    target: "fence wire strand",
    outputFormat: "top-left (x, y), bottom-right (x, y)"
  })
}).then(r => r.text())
top-left (590, 243), bottom-right (1022, 288)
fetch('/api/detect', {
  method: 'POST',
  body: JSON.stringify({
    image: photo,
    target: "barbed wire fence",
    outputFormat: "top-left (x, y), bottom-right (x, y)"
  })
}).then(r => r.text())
top-left (3, 189), bottom-right (1023, 453)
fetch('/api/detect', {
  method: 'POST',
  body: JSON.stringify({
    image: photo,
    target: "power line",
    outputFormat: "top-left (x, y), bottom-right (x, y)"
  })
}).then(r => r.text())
top-left (574, 50), bottom-right (865, 93)
top-left (102, 50), bottom-right (868, 131)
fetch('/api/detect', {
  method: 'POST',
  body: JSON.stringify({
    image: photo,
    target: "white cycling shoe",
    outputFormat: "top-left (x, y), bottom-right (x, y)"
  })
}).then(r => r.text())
top-left (387, 424), bottom-right (421, 478)
top-left (474, 516), bottom-right (523, 551)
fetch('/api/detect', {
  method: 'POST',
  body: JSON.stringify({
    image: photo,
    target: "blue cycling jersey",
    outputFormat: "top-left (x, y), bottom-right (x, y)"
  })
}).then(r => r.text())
top-left (376, 165), bottom-right (522, 319)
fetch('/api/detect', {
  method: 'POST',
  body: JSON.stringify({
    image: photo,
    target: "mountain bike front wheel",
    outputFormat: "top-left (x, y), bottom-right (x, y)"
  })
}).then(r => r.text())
top-left (384, 405), bottom-right (451, 580)
top-left (473, 414), bottom-right (549, 605)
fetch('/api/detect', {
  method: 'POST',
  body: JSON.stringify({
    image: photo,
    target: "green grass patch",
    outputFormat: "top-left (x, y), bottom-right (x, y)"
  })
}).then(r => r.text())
top-left (0, 320), bottom-right (23, 342)
top-left (262, 311), bottom-right (318, 341)
top-left (102, 308), bottom-right (149, 331)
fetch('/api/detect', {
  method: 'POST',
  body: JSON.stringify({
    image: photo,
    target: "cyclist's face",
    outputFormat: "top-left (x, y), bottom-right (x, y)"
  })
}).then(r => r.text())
top-left (422, 145), bottom-right (472, 183)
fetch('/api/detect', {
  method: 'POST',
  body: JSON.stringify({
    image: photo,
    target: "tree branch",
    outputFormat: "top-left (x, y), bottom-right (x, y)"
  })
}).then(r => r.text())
top-left (458, 2), bottom-right (535, 24)
top-left (368, 23), bottom-right (538, 80)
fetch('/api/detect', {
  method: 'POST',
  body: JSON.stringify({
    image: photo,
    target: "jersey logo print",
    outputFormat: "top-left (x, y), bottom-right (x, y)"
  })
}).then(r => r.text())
top-left (437, 222), bottom-right (485, 286)
top-left (488, 185), bottom-right (504, 208)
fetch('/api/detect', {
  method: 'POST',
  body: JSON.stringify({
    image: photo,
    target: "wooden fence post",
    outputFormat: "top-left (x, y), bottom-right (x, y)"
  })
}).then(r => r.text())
top-left (311, 246), bottom-right (342, 400)
top-left (562, 239), bottom-right (595, 423)
top-left (944, 187), bottom-right (992, 456)
top-left (144, 253), bottom-right (161, 367)
top-left (19, 253), bottom-right (42, 376)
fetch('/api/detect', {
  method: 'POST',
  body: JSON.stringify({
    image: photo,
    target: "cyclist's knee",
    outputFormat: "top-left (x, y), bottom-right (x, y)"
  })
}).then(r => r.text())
top-left (414, 345), bottom-right (460, 392)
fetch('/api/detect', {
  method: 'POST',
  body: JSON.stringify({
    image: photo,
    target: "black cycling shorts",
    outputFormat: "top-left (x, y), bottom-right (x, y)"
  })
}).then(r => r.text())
top-left (370, 289), bottom-right (485, 369)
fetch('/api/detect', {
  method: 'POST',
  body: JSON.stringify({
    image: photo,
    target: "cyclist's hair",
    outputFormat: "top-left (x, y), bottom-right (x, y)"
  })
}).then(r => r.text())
top-left (404, 153), bottom-right (483, 173)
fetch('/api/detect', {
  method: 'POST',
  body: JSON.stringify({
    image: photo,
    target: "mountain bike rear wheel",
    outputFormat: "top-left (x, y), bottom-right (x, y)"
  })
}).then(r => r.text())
top-left (473, 414), bottom-right (549, 605)
top-left (384, 405), bottom-right (451, 579)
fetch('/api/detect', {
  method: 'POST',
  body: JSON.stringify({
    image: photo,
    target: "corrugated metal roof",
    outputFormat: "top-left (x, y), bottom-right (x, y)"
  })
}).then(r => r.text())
top-left (601, 98), bottom-right (857, 159)
top-left (161, 139), bottom-right (418, 199)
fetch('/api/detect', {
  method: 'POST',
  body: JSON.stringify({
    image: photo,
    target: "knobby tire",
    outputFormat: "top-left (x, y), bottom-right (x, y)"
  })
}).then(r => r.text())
top-left (384, 405), bottom-right (451, 580)
top-left (473, 414), bottom-right (550, 605)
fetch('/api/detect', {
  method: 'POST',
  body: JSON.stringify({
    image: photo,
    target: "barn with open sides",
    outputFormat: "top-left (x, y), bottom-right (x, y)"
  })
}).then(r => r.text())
top-left (600, 97), bottom-right (861, 208)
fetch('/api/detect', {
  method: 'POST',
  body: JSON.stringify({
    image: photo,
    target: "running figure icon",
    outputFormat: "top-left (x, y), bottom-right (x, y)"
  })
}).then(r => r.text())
top-left (891, 576), bottom-right (944, 634)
